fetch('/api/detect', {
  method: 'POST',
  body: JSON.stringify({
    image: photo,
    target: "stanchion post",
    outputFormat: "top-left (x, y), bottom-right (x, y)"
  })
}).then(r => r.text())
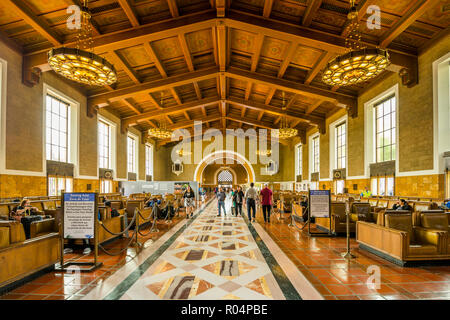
top-left (341, 197), bottom-right (356, 259)
top-left (60, 192), bottom-right (65, 271)
top-left (135, 208), bottom-right (139, 250)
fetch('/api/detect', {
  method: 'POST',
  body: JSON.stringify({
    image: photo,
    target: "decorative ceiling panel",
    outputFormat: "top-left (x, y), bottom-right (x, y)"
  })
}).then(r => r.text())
top-left (290, 45), bottom-right (323, 69)
top-left (231, 29), bottom-right (257, 54)
top-left (418, 0), bottom-right (450, 27)
top-left (186, 29), bottom-right (213, 54)
top-left (117, 46), bottom-right (153, 68)
top-left (260, 37), bottom-right (289, 60)
top-left (152, 37), bottom-right (184, 61)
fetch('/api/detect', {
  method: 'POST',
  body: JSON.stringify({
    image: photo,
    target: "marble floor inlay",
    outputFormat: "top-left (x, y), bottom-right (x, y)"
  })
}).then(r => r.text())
top-left (118, 202), bottom-right (291, 300)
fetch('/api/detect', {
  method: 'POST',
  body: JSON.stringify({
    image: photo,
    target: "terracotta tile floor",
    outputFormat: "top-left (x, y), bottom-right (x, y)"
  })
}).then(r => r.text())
top-left (0, 211), bottom-right (189, 301)
top-left (258, 211), bottom-right (450, 300)
top-left (2, 205), bottom-right (450, 300)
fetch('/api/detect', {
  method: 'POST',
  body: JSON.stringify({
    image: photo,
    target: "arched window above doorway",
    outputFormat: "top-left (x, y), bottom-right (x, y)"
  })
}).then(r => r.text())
top-left (218, 170), bottom-right (233, 183)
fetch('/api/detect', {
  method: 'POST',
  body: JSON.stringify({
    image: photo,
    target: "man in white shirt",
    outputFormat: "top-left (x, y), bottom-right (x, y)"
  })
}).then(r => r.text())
top-left (245, 182), bottom-right (257, 222)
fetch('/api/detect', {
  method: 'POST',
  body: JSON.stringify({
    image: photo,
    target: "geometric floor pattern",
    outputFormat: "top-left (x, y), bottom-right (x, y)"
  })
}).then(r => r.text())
top-left (120, 203), bottom-right (285, 300)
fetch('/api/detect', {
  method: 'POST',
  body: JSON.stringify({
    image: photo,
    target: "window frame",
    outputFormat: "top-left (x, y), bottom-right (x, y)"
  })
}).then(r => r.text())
top-left (145, 143), bottom-right (153, 177)
top-left (100, 179), bottom-right (113, 193)
top-left (98, 120), bottom-right (111, 169)
top-left (312, 135), bottom-right (320, 173)
top-left (126, 132), bottom-right (139, 176)
top-left (47, 175), bottom-right (73, 196)
top-left (335, 122), bottom-right (346, 169)
top-left (370, 175), bottom-right (395, 196)
top-left (43, 84), bottom-right (79, 176)
top-left (296, 143), bottom-right (302, 177)
top-left (374, 95), bottom-right (396, 163)
top-left (45, 94), bottom-right (70, 163)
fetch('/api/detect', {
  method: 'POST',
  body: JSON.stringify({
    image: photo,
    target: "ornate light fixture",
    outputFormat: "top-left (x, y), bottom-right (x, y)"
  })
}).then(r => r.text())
top-left (322, 0), bottom-right (389, 86)
top-left (148, 92), bottom-right (173, 139)
top-left (278, 92), bottom-right (298, 139)
top-left (48, 0), bottom-right (117, 86)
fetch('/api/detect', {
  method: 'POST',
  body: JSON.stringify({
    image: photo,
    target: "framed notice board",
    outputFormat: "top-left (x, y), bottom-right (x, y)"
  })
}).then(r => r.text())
top-left (308, 189), bottom-right (332, 236)
top-left (63, 192), bottom-right (96, 239)
top-left (58, 192), bottom-right (102, 272)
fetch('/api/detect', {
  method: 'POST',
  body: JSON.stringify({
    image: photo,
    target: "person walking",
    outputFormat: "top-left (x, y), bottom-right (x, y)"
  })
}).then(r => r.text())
top-left (245, 182), bottom-right (258, 222)
top-left (231, 187), bottom-right (237, 216)
top-left (183, 185), bottom-right (196, 219)
top-left (235, 186), bottom-right (245, 216)
top-left (216, 187), bottom-right (227, 217)
top-left (260, 184), bottom-right (273, 223)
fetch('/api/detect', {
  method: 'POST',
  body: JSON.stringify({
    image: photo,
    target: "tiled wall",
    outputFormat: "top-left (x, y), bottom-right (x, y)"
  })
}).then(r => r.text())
top-left (0, 175), bottom-right (119, 198)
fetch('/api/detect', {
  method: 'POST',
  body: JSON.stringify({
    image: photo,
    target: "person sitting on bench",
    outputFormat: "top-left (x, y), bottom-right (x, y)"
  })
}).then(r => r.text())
top-left (12, 199), bottom-right (41, 220)
top-left (105, 200), bottom-right (120, 218)
top-left (392, 199), bottom-right (412, 211)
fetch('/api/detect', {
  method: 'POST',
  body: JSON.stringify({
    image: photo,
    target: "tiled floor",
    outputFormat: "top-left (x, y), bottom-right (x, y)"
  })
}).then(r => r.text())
top-left (2, 201), bottom-right (450, 300)
top-left (118, 204), bottom-right (287, 300)
top-left (259, 209), bottom-right (450, 300)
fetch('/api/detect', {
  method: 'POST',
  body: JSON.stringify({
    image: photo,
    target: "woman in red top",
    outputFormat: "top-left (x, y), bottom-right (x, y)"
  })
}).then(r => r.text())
top-left (260, 184), bottom-right (273, 223)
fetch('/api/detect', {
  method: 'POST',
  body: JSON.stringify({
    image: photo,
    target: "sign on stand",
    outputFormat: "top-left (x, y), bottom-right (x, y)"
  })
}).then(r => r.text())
top-left (57, 192), bottom-right (102, 272)
top-left (63, 193), bottom-right (95, 239)
top-left (308, 190), bottom-right (332, 236)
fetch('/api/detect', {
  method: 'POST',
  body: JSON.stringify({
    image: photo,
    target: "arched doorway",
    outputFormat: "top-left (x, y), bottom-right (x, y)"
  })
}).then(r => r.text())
top-left (193, 150), bottom-right (255, 184)
top-left (217, 169), bottom-right (234, 189)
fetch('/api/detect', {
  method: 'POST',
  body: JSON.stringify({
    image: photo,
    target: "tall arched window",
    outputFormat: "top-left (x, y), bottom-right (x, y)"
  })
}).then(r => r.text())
top-left (218, 170), bottom-right (233, 183)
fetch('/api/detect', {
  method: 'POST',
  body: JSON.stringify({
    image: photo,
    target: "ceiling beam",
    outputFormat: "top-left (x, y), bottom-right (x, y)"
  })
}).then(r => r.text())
top-left (304, 52), bottom-right (333, 85)
top-left (167, 0), bottom-right (180, 18)
top-left (143, 42), bottom-right (168, 77)
top-left (225, 67), bottom-right (356, 109)
top-left (179, 34), bottom-right (195, 71)
top-left (24, 11), bottom-right (217, 66)
top-left (305, 100), bottom-right (323, 114)
top-left (257, 111), bottom-right (264, 121)
top-left (302, 0), bottom-right (322, 27)
top-left (88, 66), bottom-right (218, 107)
top-left (278, 40), bottom-right (299, 78)
top-left (251, 34), bottom-right (265, 72)
top-left (123, 98), bottom-right (143, 114)
top-left (226, 97), bottom-right (324, 127)
top-left (245, 82), bottom-right (252, 100)
top-left (194, 82), bottom-right (202, 99)
top-left (108, 51), bottom-right (141, 84)
top-left (148, 93), bottom-right (163, 110)
top-left (262, 0), bottom-right (275, 18)
top-left (216, 0), bottom-right (226, 17)
top-left (380, 0), bottom-right (440, 48)
top-left (122, 97), bottom-right (219, 127)
top-left (170, 88), bottom-right (182, 105)
top-left (117, 0), bottom-right (140, 27)
top-left (167, 114), bottom-right (221, 130)
top-left (25, 10), bottom-right (416, 73)
top-left (4, 0), bottom-right (62, 46)
top-left (217, 22), bottom-right (227, 72)
top-left (226, 115), bottom-right (274, 130)
top-left (265, 88), bottom-right (276, 105)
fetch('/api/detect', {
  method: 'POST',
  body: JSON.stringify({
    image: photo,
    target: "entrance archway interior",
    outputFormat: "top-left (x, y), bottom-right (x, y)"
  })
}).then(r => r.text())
top-left (217, 169), bottom-right (233, 189)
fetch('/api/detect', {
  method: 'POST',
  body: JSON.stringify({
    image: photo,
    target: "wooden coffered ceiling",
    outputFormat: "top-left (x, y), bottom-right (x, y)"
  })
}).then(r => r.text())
top-left (0, 0), bottom-right (448, 145)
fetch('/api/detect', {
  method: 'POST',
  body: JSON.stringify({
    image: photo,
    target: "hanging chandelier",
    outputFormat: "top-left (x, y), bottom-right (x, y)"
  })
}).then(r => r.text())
top-left (278, 92), bottom-right (298, 139)
top-left (48, 0), bottom-right (117, 86)
top-left (322, 0), bottom-right (389, 86)
top-left (148, 93), bottom-right (173, 139)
